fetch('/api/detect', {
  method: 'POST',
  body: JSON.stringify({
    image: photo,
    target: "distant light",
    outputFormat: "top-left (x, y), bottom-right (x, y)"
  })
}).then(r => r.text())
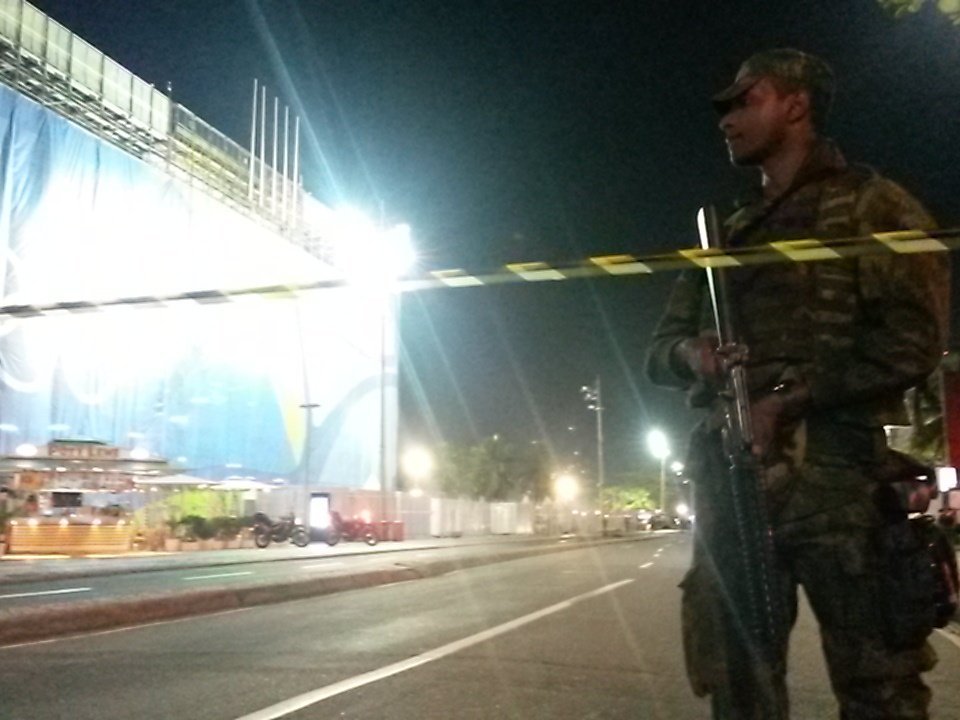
top-left (401, 446), bottom-right (434, 482)
top-left (129, 447), bottom-right (150, 461)
top-left (15, 443), bottom-right (38, 457)
top-left (670, 461), bottom-right (684, 474)
top-left (647, 429), bottom-right (670, 460)
top-left (359, 509), bottom-right (372, 524)
top-left (676, 503), bottom-right (690, 517)
top-left (92, 518), bottom-right (101, 526)
top-left (409, 487), bottom-right (424, 498)
top-left (28, 518), bottom-right (38, 527)
top-left (554, 474), bottom-right (580, 503)
top-left (0, 423), bottom-right (19, 433)
top-left (59, 518), bottom-right (69, 527)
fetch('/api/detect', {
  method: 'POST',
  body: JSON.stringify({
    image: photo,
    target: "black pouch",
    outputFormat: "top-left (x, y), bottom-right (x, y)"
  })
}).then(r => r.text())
top-left (915, 514), bottom-right (960, 628)
top-left (876, 514), bottom-right (960, 649)
top-left (876, 517), bottom-right (938, 649)
top-left (873, 450), bottom-right (958, 647)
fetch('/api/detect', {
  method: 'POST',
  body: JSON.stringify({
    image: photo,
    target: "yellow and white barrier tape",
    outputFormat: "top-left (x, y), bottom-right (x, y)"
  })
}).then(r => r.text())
top-left (0, 228), bottom-right (956, 320)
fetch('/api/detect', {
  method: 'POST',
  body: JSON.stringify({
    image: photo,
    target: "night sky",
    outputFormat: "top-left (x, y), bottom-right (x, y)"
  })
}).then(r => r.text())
top-left (30, 0), bottom-right (960, 479)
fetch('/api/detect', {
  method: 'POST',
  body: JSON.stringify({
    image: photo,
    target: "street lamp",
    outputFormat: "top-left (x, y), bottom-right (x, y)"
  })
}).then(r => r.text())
top-left (646, 429), bottom-right (670, 512)
top-left (554, 473), bottom-right (580, 504)
top-left (580, 378), bottom-right (605, 492)
top-left (401, 445), bottom-right (434, 493)
top-left (330, 208), bottom-right (416, 528)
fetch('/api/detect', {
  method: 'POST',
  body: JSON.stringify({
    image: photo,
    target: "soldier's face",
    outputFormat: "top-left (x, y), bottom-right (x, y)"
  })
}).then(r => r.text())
top-left (718, 78), bottom-right (795, 166)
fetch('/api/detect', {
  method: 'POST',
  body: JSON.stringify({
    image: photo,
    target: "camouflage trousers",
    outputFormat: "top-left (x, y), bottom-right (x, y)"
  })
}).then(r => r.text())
top-left (682, 426), bottom-right (938, 720)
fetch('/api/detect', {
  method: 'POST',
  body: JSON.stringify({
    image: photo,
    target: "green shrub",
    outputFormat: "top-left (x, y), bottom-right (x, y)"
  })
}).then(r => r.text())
top-left (179, 514), bottom-right (215, 541)
top-left (210, 516), bottom-right (242, 539)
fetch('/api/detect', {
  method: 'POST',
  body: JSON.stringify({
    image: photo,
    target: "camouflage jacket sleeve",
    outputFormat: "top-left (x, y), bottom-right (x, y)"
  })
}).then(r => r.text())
top-left (645, 270), bottom-right (706, 389)
top-left (804, 177), bottom-right (950, 410)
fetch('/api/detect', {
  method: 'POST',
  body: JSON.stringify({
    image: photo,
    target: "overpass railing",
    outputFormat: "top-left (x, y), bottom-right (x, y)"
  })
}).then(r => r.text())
top-left (0, 0), bottom-right (299, 234)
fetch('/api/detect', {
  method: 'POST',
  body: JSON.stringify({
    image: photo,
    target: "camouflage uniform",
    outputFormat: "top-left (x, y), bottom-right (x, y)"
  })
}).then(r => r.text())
top-left (646, 140), bottom-right (950, 718)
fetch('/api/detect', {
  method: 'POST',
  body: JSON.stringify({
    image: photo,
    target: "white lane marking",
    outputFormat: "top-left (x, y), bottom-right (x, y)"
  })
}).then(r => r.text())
top-left (935, 628), bottom-right (960, 652)
top-left (182, 571), bottom-right (253, 581)
top-left (0, 587), bottom-right (91, 601)
top-left (233, 578), bottom-right (635, 720)
top-left (300, 562), bottom-right (344, 570)
top-left (639, 562), bottom-right (654, 569)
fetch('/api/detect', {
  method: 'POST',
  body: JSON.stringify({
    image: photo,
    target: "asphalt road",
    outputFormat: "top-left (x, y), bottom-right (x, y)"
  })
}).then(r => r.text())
top-left (1, 537), bottom-right (959, 720)
top-left (0, 537), bottom-right (587, 611)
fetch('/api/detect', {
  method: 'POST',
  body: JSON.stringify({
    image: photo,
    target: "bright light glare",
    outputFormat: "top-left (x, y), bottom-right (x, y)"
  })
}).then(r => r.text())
top-left (129, 447), bottom-right (150, 461)
top-left (676, 503), bottom-right (689, 517)
top-left (309, 495), bottom-right (331, 529)
top-left (330, 208), bottom-right (415, 288)
top-left (670, 461), bottom-right (684, 473)
top-left (15, 443), bottom-right (38, 457)
top-left (647, 429), bottom-right (670, 460)
top-left (937, 466), bottom-right (958, 493)
top-left (401, 446), bottom-right (434, 481)
top-left (554, 474), bottom-right (580, 503)
top-left (359, 509), bottom-right (372, 524)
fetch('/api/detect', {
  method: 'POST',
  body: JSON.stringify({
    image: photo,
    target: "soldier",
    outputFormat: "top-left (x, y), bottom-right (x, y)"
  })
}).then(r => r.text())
top-left (646, 49), bottom-right (950, 718)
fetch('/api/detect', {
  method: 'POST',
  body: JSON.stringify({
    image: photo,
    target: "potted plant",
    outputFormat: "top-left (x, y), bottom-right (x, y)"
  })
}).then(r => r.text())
top-left (211, 516), bottom-right (242, 549)
top-left (178, 514), bottom-right (206, 551)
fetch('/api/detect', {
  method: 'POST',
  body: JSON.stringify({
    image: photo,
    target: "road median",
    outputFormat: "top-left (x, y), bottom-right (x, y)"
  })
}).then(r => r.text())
top-left (0, 534), bottom-right (650, 646)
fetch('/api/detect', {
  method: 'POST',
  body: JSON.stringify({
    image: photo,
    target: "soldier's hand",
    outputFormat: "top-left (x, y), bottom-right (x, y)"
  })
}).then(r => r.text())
top-left (750, 380), bottom-right (811, 459)
top-left (672, 334), bottom-right (721, 382)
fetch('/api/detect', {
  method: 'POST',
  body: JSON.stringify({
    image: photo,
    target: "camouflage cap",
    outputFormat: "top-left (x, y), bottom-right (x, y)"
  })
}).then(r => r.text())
top-left (712, 49), bottom-right (835, 116)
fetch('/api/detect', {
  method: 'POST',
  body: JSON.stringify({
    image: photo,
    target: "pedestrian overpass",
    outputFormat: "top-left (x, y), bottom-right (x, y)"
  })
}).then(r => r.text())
top-left (0, 0), bottom-right (396, 492)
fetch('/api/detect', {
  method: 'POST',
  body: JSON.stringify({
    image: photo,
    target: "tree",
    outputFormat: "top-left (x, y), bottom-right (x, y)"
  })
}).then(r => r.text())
top-left (434, 436), bottom-right (553, 501)
top-left (878, 0), bottom-right (960, 24)
top-left (599, 484), bottom-right (655, 512)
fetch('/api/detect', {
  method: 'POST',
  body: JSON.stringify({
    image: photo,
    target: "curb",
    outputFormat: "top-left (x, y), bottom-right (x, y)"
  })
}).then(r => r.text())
top-left (0, 534), bottom-right (651, 646)
top-left (0, 534), bottom-right (606, 586)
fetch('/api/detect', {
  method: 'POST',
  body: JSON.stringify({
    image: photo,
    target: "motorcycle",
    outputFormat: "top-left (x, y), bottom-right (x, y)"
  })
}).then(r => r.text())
top-left (324, 510), bottom-right (379, 546)
top-left (252, 512), bottom-right (310, 548)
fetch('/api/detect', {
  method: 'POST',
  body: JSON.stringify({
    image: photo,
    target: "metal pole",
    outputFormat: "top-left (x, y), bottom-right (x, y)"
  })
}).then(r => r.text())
top-left (258, 85), bottom-right (266, 208)
top-left (300, 403), bottom-right (320, 487)
top-left (596, 375), bottom-right (605, 493)
top-left (291, 116), bottom-right (300, 229)
top-left (379, 304), bottom-right (389, 530)
top-left (659, 456), bottom-right (666, 513)
top-left (248, 78), bottom-right (258, 201)
top-left (271, 96), bottom-right (279, 216)
top-left (282, 105), bottom-right (290, 226)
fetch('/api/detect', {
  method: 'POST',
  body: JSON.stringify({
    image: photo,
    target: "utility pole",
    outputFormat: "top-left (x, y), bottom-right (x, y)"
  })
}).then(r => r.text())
top-left (580, 377), bottom-right (605, 492)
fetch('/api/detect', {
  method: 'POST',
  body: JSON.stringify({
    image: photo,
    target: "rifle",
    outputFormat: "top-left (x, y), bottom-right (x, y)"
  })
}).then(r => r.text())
top-left (696, 205), bottom-right (787, 719)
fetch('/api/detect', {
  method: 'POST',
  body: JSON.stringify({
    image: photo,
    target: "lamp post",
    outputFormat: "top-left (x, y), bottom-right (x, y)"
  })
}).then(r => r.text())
top-left (299, 402), bottom-right (321, 489)
top-left (330, 209), bottom-right (415, 533)
top-left (580, 378), bottom-right (605, 493)
top-left (646, 429), bottom-right (670, 513)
